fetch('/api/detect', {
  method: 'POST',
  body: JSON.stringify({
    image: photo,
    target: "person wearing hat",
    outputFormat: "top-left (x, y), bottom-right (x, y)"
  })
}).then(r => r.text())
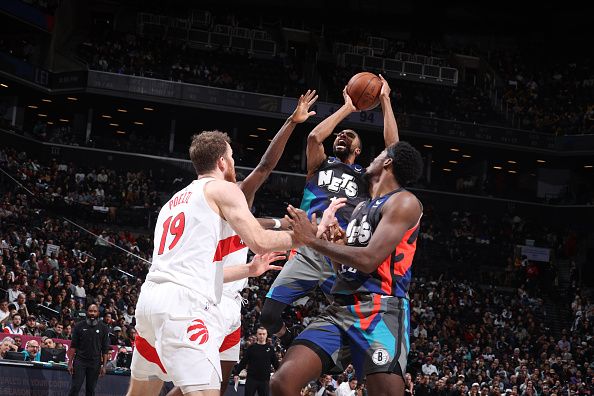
top-left (22, 315), bottom-right (41, 336)
top-left (109, 325), bottom-right (125, 346)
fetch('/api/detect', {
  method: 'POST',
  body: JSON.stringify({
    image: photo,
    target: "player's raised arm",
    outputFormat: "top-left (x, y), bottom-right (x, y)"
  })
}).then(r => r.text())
top-left (241, 90), bottom-right (317, 207)
top-left (306, 87), bottom-right (357, 176)
top-left (208, 180), bottom-right (297, 254)
top-left (379, 74), bottom-right (399, 147)
top-left (286, 193), bottom-right (421, 274)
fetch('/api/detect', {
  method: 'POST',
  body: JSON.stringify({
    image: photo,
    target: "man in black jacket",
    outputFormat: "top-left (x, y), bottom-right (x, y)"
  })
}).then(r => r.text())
top-left (233, 327), bottom-right (279, 396)
top-left (67, 304), bottom-right (111, 396)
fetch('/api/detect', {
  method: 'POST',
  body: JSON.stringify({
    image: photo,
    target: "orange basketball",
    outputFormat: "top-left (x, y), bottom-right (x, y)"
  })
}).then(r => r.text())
top-left (346, 72), bottom-right (382, 111)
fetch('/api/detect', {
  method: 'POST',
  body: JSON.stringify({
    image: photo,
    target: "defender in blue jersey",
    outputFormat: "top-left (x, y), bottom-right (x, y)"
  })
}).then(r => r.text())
top-left (272, 141), bottom-right (424, 396)
top-left (261, 76), bottom-right (399, 346)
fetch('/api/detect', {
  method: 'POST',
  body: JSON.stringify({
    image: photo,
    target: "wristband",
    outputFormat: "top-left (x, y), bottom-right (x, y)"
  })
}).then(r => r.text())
top-left (272, 218), bottom-right (281, 229)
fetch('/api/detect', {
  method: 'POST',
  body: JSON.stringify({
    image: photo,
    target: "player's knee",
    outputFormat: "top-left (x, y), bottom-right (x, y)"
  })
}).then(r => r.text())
top-left (260, 298), bottom-right (286, 335)
top-left (270, 371), bottom-right (290, 396)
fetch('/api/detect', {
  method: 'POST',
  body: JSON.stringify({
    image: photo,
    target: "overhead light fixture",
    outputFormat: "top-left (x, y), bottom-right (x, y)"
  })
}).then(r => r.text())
top-left (508, 170), bottom-right (517, 174)
top-left (537, 159), bottom-right (546, 163)
top-left (448, 160), bottom-right (458, 164)
top-left (109, 123), bottom-right (119, 127)
top-left (117, 109), bottom-right (127, 113)
top-left (462, 154), bottom-right (471, 158)
top-left (101, 115), bottom-right (112, 119)
top-left (442, 168), bottom-right (452, 172)
top-left (116, 130), bottom-right (126, 134)
top-left (0, 83), bottom-right (7, 88)
top-left (143, 107), bottom-right (154, 111)
top-left (585, 165), bottom-right (593, 169)
top-left (59, 119), bottom-right (69, 122)
top-left (257, 127), bottom-right (267, 131)
top-left (246, 147), bottom-right (255, 151)
top-left (47, 121), bottom-right (54, 125)
top-left (66, 97), bottom-right (78, 101)
top-left (134, 121), bottom-right (143, 125)
top-left (38, 113), bottom-right (47, 117)
top-left (42, 99), bottom-right (52, 103)
top-left (249, 134), bottom-right (258, 138)
top-left (507, 160), bottom-right (517, 164)
top-left (28, 105), bottom-right (38, 109)
top-left (493, 166), bottom-right (502, 170)
top-left (450, 148), bottom-right (460, 152)
top-left (423, 144), bottom-right (433, 148)
top-left (267, 139), bottom-right (272, 142)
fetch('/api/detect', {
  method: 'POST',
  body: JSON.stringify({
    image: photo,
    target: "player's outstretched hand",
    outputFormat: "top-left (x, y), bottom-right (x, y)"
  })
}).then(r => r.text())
top-left (285, 205), bottom-right (317, 245)
top-left (248, 252), bottom-right (286, 277)
top-left (379, 74), bottom-right (391, 99)
top-left (317, 198), bottom-right (347, 238)
top-left (342, 86), bottom-right (358, 113)
top-left (291, 89), bottom-right (318, 123)
top-left (328, 223), bottom-right (346, 244)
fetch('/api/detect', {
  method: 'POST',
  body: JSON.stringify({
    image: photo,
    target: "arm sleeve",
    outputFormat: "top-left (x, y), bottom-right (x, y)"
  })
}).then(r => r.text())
top-left (102, 326), bottom-right (111, 353)
top-left (71, 325), bottom-right (81, 349)
top-left (233, 346), bottom-right (250, 374)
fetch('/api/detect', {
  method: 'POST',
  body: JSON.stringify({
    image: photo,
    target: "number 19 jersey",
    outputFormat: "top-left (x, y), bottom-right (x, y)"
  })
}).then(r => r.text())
top-left (146, 178), bottom-right (238, 305)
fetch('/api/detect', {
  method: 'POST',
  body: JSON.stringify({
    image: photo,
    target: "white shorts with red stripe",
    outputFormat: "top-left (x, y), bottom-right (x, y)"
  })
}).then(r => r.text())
top-left (131, 281), bottom-right (225, 390)
top-left (218, 292), bottom-right (242, 362)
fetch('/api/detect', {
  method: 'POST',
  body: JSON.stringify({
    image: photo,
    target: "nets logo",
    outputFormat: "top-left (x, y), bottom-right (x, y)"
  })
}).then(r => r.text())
top-left (317, 170), bottom-right (358, 198)
top-left (346, 215), bottom-right (372, 245)
top-left (187, 319), bottom-right (209, 345)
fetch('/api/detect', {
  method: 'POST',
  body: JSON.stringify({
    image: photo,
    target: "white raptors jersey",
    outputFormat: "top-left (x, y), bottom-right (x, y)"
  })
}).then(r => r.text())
top-left (146, 178), bottom-right (239, 304)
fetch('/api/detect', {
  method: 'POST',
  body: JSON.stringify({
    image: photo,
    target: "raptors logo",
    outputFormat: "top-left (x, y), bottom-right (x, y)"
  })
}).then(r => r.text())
top-left (187, 319), bottom-right (209, 345)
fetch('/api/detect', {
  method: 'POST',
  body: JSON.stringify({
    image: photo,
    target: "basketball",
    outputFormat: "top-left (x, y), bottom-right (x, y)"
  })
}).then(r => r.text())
top-left (346, 72), bottom-right (382, 111)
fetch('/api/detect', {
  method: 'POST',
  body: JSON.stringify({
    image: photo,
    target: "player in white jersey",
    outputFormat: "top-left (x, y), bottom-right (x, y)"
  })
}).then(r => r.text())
top-left (127, 131), bottom-right (298, 396)
top-left (164, 90), bottom-right (318, 396)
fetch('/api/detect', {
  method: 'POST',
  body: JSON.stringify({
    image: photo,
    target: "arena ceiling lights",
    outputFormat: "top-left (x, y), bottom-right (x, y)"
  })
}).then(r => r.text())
top-left (0, 83), bottom-right (8, 88)
top-left (143, 107), bottom-right (154, 111)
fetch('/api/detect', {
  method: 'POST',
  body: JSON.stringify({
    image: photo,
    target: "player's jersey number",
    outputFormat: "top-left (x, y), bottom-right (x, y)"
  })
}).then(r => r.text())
top-left (157, 212), bottom-right (186, 255)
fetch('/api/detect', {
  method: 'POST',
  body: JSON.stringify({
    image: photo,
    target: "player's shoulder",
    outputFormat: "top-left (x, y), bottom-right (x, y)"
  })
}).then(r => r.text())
top-left (385, 189), bottom-right (421, 212)
top-left (204, 179), bottom-right (242, 199)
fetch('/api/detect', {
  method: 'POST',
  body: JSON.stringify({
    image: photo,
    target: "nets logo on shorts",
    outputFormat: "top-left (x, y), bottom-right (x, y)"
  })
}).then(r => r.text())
top-left (187, 319), bottom-right (209, 345)
top-left (372, 348), bottom-right (390, 366)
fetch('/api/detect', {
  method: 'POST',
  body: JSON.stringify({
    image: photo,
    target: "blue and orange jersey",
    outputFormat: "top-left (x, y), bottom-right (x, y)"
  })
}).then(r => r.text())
top-left (300, 157), bottom-right (369, 229)
top-left (331, 188), bottom-right (422, 298)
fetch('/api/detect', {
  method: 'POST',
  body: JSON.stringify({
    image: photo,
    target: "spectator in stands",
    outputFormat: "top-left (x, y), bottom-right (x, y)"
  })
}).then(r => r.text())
top-left (43, 338), bottom-right (56, 349)
top-left (3, 313), bottom-right (23, 334)
top-left (22, 315), bottom-right (41, 336)
top-left (22, 339), bottom-right (41, 361)
top-left (0, 336), bottom-right (17, 358)
top-left (43, 318), bottom-right (62, 338)
top-left (336, 378), bottom-right (357, 396)
top-left (0, 300), bottom-right (9, 325)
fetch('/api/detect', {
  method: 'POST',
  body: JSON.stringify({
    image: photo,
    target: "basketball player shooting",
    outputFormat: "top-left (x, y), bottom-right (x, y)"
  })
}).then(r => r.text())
top-left (261, 75), bottom-right (399, 349)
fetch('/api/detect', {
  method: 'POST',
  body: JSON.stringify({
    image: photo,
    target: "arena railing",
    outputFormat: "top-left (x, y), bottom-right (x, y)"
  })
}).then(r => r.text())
top-left (2, 52), bottom-right (594, 152)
